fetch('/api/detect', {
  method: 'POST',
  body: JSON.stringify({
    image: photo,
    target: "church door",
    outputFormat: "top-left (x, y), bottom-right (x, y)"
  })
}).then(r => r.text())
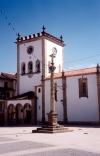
top-left (26, 110), bottom-right (31, 123)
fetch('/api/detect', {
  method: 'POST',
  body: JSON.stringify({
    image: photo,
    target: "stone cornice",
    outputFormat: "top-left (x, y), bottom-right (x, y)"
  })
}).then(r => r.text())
top-left (15, 32), bottom-right (65, 47)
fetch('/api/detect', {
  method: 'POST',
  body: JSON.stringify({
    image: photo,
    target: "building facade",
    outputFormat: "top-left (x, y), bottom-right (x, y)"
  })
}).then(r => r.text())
top-left (0, 72), bottom-right (17, 126)
top-left (0, 27), bottom-right (100, 126)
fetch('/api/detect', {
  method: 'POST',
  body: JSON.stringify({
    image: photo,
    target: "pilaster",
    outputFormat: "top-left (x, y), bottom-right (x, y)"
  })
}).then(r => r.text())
top-left (42, 38), bottom-right (45, 123)
top-left (62, 71), bottom-right (67, 124)
top-left (17, 43), bottom-right (20, 95)
top-left (4, 101), bottom-right (8, 126)
top-left (97, 74), bottom-right (100, 123)
top-left (31, 98), bottom-right (37, 124)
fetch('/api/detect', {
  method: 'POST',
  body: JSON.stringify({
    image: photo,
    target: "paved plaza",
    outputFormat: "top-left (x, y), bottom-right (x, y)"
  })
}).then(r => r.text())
top-left (0, 126), bottom-right (100, 156)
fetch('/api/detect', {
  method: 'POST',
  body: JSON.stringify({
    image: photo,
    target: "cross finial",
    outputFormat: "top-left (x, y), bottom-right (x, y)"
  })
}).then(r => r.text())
top-left (42, 26), bottom-right (46, 32)
top-left (60, 35), bottom-right (63, 41)
top-left (16, 33), bottom-right (21, 41)
top-left (97, 63), bottom-right (99, 68)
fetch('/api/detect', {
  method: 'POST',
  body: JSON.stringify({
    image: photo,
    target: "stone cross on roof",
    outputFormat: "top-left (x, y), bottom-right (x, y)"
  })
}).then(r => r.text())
top-left (42, 26), bottom-right (46, 32)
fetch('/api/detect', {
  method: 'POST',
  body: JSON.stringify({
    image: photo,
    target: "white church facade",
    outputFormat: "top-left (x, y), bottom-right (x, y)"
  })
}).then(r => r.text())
top-left (0, 27), bottom-right (100, 126)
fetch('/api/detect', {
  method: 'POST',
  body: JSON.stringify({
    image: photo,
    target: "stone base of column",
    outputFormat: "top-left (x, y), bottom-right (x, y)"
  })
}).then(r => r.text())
top-left (32, 111), bottom-right (73, 133)
top-left (47, 111), bottom-right (59, 126)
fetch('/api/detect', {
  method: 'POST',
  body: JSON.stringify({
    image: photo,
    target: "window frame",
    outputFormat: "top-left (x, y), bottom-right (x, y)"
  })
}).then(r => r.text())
top-left (38, 88), bottom-right (41, 93)
top-left (28, 61), bottom-right (33, 73)
top-left (21, 62), bottom-right (25, 74)
top-left (36, 60), bottom-right (40, 72)
top-left (78, 78), bottom-right (88, 98)
top-left (4, 82), bottom-right (8, 88)
top-left (0, 103), bottom-right (2, 111)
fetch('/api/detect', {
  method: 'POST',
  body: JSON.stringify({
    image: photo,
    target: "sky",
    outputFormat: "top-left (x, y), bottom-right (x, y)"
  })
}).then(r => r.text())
top-left (0, 0), bottom-right (100, 73)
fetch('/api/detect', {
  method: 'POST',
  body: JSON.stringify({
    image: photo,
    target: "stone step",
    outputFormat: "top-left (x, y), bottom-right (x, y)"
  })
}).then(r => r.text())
top-left (37, 127), bottom-right (68, 131)
top-left (42, 125), bottom-right (64, 128)
top-left (32, 129), bottom-right (73, 133)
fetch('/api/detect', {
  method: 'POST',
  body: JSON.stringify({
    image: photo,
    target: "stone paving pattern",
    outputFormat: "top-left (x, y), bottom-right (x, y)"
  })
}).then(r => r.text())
top-left (20, 149), bottom-right (100, 156)
top-left (0, 137), bottom-right (16, 142)
top-left (0, 141), bottom-right (54, 154)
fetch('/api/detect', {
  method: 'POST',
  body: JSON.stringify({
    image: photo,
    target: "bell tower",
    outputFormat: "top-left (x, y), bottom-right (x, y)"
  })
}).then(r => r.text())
top-left (16, 26), bottom-right (65, 95)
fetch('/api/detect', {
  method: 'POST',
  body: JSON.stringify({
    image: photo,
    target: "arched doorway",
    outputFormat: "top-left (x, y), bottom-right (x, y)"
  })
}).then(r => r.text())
top-left (23, 103), bottom-right (32, 124)
top-left (16, 104), bottom-right (23, 124)
top-left (0, 102), bottom-right (4, 126)
top-left (8, 104), bottom-right (15, 126)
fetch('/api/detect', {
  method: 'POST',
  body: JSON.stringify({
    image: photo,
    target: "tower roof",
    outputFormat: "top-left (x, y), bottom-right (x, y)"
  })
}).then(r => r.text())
top-left (16, 26), bottom-right (65, 46)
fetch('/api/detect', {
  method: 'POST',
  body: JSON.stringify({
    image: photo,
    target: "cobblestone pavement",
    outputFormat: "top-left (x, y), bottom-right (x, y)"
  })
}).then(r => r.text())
top-left (0, 126), bottom-right (100, 156)
top-left (0, 140), bottom-right (54, 154)
top-left (0, 136), bottom-right (17, 142)
top-left (19, 149), bottom-right (100, 156)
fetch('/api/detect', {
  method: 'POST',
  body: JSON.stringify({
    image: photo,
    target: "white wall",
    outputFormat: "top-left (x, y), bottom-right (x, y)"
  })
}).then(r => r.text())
top-left (45, 78), bottom-right (63, 121)
top-left (17, 104), bottom-right (23, 118)
top-left (45, 40), bottom-right (63, 77)
top-left (19, 39), bottom-right (42, 94)
top-left (20, 73), bottom-right (41, 93)
top-left (67, 74), bottom-right (99, 122)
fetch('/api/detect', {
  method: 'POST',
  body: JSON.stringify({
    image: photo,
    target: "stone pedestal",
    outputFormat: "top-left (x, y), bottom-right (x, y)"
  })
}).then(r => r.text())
top-left (32, 111), bottom-right (73, 133)
top-left (47, 111), bottom-right (58, 126)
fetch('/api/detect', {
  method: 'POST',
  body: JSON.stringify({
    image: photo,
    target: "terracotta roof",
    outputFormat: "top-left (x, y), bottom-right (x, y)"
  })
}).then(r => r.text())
top-left (1, 72), bottom-right (17, 80)
top-left (0, 74), bottom-right (5, 80)
top-left (45, 67), bottom-right (97, 80)
top-left (45, 73), bottom-right (62, 80)
top-left (34, 84), bottom-right (42, 87)
top-left (16, 31), bottom-right (65, 46)
top-left (64, 67), bottom-right (97, 77)
top-left (9, 91), bottom-right (37, 100)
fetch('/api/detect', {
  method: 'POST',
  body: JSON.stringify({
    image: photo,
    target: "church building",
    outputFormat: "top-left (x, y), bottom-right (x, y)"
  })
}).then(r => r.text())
top-left (0, 26), bottom-right (100, 126)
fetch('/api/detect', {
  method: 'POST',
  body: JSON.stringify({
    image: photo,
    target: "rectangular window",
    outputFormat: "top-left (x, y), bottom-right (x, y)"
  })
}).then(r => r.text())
top-left (83, 83), bottom-right (86, 94)
top-left (4, 82), bottom-right (8, 88)
top-left (0, 92), bottom-right (5, 99)
top-left (6, 92), bottom-right (10, 98)
top-left (0, 103), bottom-right (2, 111)
top-left (79, 78), bottom-right (88, 98)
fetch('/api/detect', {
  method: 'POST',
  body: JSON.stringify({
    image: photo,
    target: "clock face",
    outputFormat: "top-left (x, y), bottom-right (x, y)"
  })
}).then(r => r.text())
top-left (52, 47), bottom-right (57, 55)
top-left (27, 46), bottom-right (34, 54)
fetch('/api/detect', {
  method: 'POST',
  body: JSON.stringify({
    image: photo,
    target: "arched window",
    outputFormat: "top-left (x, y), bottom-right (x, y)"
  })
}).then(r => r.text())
top-left (28, 61), bottom-right (33, 73)
top-left (21, 62), bottom-right (25, 74)
top-left (36, 60), bottom-right (40, 72)
top-left (38, 88), bottom-right (41, 93)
